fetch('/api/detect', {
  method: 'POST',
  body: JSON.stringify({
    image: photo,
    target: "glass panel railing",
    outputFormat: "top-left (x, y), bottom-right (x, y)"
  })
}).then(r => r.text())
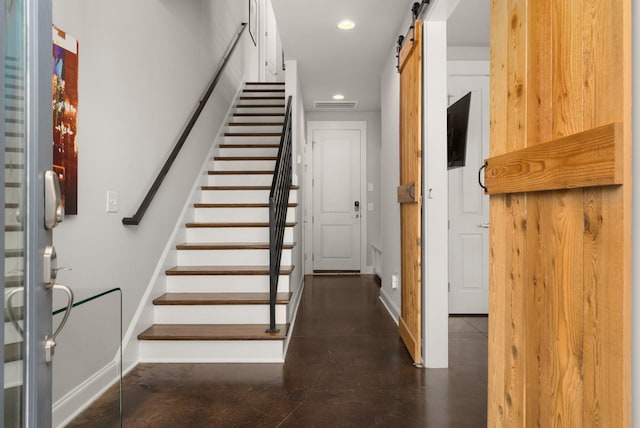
top-left (52, 287), bottom-right (122, 427)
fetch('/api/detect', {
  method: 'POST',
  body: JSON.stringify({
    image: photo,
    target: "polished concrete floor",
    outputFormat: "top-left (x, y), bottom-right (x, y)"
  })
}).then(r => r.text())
top-left (69, 275), bottom-right (488, 427)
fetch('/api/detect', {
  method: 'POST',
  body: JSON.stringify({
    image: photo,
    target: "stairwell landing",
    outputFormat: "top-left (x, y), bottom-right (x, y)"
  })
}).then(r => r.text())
top-left (137, 82), bottom-right (299, 362)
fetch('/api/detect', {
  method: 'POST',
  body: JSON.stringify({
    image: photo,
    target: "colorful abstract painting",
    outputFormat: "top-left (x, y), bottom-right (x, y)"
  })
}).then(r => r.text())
top-left (52, 27), bottom-right (78, 215)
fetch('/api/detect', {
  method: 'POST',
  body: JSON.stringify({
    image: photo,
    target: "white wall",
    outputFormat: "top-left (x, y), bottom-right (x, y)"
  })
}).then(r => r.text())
top-left (285, 60), bottom-right (305, 308)
top-left (305, 110), bottom-right (381, 271)
top-left (51, 0), bottom-right (258, 422)
top-left (632, 3), bottom-right (639, 425)
top-left (379, 52), bottom-right (402, 320)
top-left (447, 46), bottom-right (489, 60)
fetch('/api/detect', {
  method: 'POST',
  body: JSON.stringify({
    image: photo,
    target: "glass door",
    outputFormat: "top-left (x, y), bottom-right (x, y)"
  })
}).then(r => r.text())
top-left (3, 0), bottom-right (55, 426)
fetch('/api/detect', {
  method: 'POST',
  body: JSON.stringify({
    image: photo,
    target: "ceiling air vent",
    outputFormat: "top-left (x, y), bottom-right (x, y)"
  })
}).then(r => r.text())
top-left (313, 100), bottom-right (358, 110)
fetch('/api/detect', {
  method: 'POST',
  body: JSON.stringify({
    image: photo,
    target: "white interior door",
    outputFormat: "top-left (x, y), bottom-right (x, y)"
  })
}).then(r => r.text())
top-left (264, 0), bottom-right (279, 82)
top-left (447, 75), bottom-right (490, 314)
top-left (312, 129), bottom-right (361, 272)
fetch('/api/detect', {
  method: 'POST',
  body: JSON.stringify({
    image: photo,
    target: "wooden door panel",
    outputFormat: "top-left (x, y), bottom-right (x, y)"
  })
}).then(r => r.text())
top-left (398, 21), bottom-right (422, 365)
top-left (488, 0), bottom-right (631, 427)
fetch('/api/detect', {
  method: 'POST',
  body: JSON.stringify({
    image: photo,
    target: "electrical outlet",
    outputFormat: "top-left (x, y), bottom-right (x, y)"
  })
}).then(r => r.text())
top-left (391, 273), bottom-right (398, 289)
top-left (368, 203), bottom-right (374, 211)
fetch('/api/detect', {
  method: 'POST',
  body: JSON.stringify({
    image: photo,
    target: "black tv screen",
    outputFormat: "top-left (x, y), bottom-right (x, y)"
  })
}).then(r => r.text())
top-left (447, 92), bottom-right (472, 170)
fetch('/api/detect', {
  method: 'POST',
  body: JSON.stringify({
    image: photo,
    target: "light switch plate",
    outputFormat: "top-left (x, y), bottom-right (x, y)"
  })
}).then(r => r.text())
top-left (368, 203), bottom-right (373, 211)
top-left (106, 191), bottom-right (118, 213)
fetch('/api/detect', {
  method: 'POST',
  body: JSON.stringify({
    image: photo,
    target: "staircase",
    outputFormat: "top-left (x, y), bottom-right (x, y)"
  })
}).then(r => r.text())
top-left (138, 82), bottom-right (299, 362)
top-left (4, 54), bottom-right (25, 417)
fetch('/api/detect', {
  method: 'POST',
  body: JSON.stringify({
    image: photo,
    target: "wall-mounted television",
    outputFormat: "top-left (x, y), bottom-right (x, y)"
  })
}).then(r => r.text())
top-left (447, 91), bottom-right (472, 170)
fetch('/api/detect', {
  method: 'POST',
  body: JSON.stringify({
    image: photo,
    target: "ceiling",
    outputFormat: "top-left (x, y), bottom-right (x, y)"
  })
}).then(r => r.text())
top-left (271, 0), bottom-right (490, 112)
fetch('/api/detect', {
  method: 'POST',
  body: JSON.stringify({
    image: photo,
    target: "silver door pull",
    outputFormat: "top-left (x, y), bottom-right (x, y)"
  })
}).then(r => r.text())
top-left (477, 222), bottom-right (490, 229)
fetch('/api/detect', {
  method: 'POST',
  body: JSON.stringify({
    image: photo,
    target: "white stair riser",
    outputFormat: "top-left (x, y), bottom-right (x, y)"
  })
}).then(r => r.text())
top-left (4, 152), bottom-right (24, 165)
top-left (213, 160), bottom-right (275, 171)
top-left (5, 321), bottom-right (23, 345)
top-left (223, 136), bottom-right (281, 145)
top-left (154, 304), bottom-right (287, 325)
top-left (177, 248), bottom-right (292, 266)
top-left (4, 206), bottom-right (21, 224)
top-left (234, 107), bottom-right (284, 115)
top-left (5, 187), bottom-right (22, 202)
top-left (5, 360), bottom-right (23, 389)
top-left (206, 174), bottom-right (273, 186)
top-left (5, 257), bottom-right (23, 277)
top-left (4, 169), bottom-right (24, 183)
top-left (238, 98), bottom-right (285, 106)
top-left (227, 125), bottom-right (283, 134)
top-left (231, 115), bottom-right (284, 123)
top-left (166, 275), bottom-right (290, 293)
top-left (200, 190), bottom-right (296, 204)
top-left (244, 84), bottom-right (285, 91)
top-left (4, 136), bottom-right (23, 148)
top-left (186, 227), bottom-right (293, 243)
top-left (139, 340), bottom-right (284, 363)
top-left (218, 147), bottom-right (278, 157)
top-left (194, 207), bottom-right (295, 223)
top-left (5, 231), bottom-right (22, 248)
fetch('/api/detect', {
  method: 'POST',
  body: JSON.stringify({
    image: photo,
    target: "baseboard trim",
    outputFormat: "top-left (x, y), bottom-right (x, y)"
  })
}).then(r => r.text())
top-left (379, 287), bottom-right (400, 325)
top-left (282, 276), bottom-right (305, 358)
top-left (53, 360), bottom-right (119, 428)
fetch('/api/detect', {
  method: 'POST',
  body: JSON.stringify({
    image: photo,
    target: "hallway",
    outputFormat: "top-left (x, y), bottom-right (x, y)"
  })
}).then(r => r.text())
top-left (69, 275), bottom-right (487, 427)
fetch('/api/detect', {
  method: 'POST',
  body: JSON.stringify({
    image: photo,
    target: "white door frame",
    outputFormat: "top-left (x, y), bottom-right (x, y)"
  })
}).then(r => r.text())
top-left (447, 60), bottom-right (490, 315)
top-left (305, 121), bottom-right (367, 274)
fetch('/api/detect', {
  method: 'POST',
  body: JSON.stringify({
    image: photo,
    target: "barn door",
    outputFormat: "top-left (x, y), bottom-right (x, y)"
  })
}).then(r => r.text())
top-left (487, 0), bottom-right (631, 426)
top-left (397, 20), bottom-right (422, 365)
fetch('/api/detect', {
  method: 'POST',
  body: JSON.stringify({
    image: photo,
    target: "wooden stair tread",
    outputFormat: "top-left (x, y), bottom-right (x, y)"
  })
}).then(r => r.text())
top-left (153, 292), bottom-right (291, 305)
top-left (243, 89), bottom-right (285, 93)
top-left (233, 113), bottom-right (284, 117)
top-left (185, 222), bottom-right (296, 228)
top-left (239, 96), bottom-right (285, 100)
top-left (224, 132), bottom-right (282, 137)
top-left (201, 185), bottom-right (299, 190)
top-left (227, 122), bottom-right (284, 127)
top-left (214, 156), bottom-right (277, 161)
top-left (219, 144), bottom-right (280, 149)
top-left (166, 265), bottom-right (294, 275)
top-left (176, 242), bottom-right (295, 250)
top-left (236, 104), bottom-right (284, 108)
top-left (208, 170), bottom-right (273, 175)
top-left (193, 203), bottom-right (297, 208)
top-left (138, 324), bottom-right (288, 341)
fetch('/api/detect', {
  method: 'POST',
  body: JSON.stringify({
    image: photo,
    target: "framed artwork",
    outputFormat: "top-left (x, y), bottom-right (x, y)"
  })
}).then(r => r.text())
top-left (52, 26), bottom-right (79, 215)
top-left (249, 0), bottom-right (257, 46)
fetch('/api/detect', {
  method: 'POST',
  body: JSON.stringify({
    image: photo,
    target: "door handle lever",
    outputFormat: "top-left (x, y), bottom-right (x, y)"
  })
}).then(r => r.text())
top-left (477, 222), bottom-right (490, 229)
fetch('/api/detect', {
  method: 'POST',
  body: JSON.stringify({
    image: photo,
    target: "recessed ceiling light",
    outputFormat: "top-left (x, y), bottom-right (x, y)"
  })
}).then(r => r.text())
top-left (333, 94), bottom-right (345, 100)
top-left (337, 20), bottom-right (356, 30)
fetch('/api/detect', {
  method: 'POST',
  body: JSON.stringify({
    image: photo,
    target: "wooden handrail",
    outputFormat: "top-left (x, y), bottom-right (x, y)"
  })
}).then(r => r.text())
top-left (122, 23), bottom-right (247, 226)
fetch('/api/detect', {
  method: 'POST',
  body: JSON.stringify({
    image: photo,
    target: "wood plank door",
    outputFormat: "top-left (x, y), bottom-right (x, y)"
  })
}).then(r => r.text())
top-left (397, 21), bottom-right (423, 365)
top-left (488, 0), bottom-right (631, 426)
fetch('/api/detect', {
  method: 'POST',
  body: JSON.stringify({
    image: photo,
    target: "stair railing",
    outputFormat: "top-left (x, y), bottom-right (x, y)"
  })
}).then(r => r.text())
top-left (122, 22), bottom-right (247, 226)
top-left (267, 95), bottom-right (293, 333)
